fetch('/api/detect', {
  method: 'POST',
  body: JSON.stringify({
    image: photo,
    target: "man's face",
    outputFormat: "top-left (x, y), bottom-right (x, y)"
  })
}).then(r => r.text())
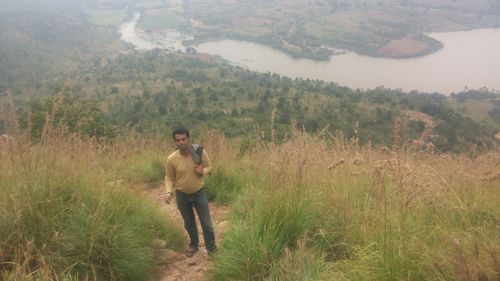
top-left (174, 133), bottom-right (190, 151)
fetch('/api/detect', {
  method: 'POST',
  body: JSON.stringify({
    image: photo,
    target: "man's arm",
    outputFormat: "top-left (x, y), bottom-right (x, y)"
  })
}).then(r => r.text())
top-left (164, 157), bottom-right (175, 203)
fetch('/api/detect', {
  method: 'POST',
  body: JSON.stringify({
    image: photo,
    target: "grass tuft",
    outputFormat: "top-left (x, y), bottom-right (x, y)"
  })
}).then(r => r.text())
top-left (122, 152), bottom-right (166, 184)
top-left (205, 168), bottom-right (242, 204)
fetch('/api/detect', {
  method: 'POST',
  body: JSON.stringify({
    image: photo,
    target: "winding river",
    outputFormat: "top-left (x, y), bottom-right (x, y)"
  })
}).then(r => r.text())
top-left (120, 16), bottom-right (500, 94)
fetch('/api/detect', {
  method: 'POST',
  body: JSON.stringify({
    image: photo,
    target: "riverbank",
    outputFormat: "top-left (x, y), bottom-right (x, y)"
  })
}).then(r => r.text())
top-left (195, 28), bottom-right (500, 94)
top-left (183, 32), bottom-right (441, 61)
top-left (119, 14), bottom-right (500, 94)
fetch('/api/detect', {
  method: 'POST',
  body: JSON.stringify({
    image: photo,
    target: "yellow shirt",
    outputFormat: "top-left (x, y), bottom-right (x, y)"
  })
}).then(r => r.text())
top-left (165, 149), bottom-right (212, 194)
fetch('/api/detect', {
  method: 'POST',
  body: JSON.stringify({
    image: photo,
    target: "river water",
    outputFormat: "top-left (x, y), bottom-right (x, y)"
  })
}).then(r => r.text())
top-left (120, 16), bottom-right (500, 94)
top-left (119, 13), bottom-right (160, 50)
top-left (119, 13), bottom-right (192, 51)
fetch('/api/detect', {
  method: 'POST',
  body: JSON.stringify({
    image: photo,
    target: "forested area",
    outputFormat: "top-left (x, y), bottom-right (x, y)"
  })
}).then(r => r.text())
top-left (1, 0), bottom-right (499, 155)
top-left (5, 51), bottom-right (499, 153)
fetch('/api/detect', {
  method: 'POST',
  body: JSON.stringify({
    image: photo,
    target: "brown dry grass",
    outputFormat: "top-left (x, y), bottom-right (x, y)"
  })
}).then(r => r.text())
top-left (2, 90), bottom-right (499, 280)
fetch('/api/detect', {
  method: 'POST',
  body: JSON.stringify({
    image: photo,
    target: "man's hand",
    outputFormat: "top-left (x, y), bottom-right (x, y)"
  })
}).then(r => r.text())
top-left (164, 192), bottom-right (173, 204)
top-left (194, 164), bottom-right (203, 175)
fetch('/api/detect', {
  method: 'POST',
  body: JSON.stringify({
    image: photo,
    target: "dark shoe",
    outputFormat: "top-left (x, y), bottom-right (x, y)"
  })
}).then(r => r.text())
top-left (184, 246), bottom-right (198, 257)
top-left (207, 248), bottom-right (217, 260)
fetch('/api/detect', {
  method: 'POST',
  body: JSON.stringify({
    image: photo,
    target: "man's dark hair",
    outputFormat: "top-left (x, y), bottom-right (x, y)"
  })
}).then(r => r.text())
top-left (172, 127), bottom-right (190, 139)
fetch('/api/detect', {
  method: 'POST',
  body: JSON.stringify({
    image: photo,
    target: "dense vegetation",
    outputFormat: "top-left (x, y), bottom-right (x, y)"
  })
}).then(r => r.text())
top-left (1, 127), bottom-right (498, 280)
top-left (208, 131), bottom-right (500, 280)
top-left (0, 132), bottom-right (185, 280)
top-left (1, 1), bottom-right (498, 154)
top-left (5, 51), bottom-right (498, 153)
top-left (208, 130), bottom-right (499, 281)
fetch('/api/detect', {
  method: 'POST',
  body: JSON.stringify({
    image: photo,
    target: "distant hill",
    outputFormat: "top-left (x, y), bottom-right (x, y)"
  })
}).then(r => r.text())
top-left (3, 0), bottom-right (500, 91)
top-left (0, 1), bottom-right (126, 93)
top-left (130, 0), bottom-right (500, 59)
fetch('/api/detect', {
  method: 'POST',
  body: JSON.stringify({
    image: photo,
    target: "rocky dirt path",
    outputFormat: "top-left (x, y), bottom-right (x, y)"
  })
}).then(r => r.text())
top-left (134, 184), bottom-right (229, 281)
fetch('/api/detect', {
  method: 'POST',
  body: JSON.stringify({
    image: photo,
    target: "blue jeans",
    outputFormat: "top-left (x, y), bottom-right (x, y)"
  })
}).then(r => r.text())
top-left (175, 188), bottom-right (217, 252)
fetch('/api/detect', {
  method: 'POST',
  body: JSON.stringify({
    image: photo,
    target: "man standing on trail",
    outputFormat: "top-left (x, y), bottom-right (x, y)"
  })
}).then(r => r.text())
top-left (164, 127), bottom-right (217, 258)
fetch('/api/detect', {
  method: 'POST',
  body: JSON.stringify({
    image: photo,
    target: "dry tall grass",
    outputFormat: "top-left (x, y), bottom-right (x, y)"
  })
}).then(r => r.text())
top-left (0, 128), bottom-right (185, 280)
top-left (1, 96), bottom-right (498, 280)
top-left (210, 125), bottom-right (499, 281)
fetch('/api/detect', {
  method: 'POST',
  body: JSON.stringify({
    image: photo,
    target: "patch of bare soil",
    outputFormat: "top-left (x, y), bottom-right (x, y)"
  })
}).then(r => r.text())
top-left (134, 184), bottom-right (229, 281)
top-left (376, 36), bottom-right (430, 58)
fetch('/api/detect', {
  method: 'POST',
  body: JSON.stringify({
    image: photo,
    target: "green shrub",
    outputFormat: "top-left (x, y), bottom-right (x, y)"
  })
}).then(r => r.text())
top-left (212, 187), bottom-right (315, 280)
top-left (205, 169), bottom-right (242, 204)
top-left (123, 153), bottom-right (165, 184)
top-left (307, 205), bottom-right (354, 261)
top-left (265, 245), bottom-right (330, 281)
